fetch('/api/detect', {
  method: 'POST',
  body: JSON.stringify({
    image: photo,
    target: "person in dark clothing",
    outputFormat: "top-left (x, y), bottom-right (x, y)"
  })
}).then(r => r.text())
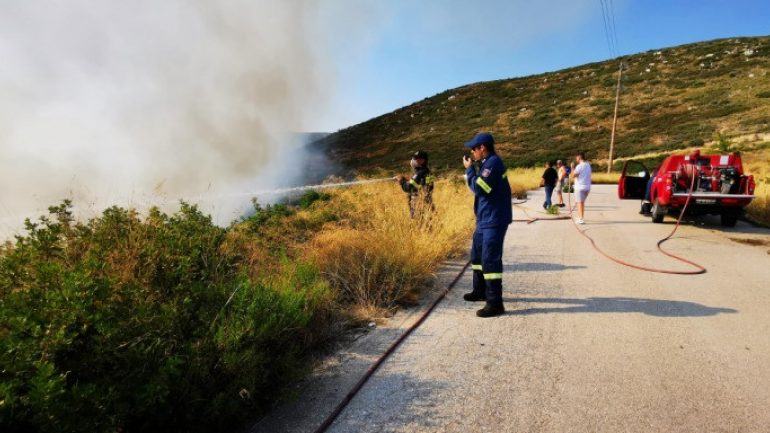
top-left (395, 150), bottom-right (435, 218)
top-left (640, 168), bottom-right (658, 215)
top-left (461, 132), bottom-right (512, 318)
top-left (541, 161), bottom-right (558, 209)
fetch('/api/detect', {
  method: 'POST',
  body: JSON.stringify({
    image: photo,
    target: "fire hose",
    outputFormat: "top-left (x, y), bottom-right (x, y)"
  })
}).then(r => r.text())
top-left (564, 172), bottom-right (706, 275)
top-left (310, 173), bottom-right (706, 432)
top-left (311, 197), bottom-right (568, 432)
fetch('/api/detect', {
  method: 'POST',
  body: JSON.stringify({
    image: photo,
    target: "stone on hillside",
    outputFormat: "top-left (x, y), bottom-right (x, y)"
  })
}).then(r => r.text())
top-left (448, 94), bottom-right (457, 101)
top-left (705, 53), bottom-right (714, 58)
top-left (744, 49), bottom-right (754, 56)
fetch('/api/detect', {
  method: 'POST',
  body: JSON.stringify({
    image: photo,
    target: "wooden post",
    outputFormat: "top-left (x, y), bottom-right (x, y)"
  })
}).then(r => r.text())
top-left (607, 61), bottom-right (623, 174)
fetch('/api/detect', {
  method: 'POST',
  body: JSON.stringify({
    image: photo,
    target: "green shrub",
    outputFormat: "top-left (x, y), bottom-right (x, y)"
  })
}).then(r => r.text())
top-left (714, 131), bottom-right (733, 152)
top-left (0, 202), bottom-right (330, 433)
top-left (243, 200), bottom-right (294, 229)
top-left (297, 190), bottom-right (331, 209)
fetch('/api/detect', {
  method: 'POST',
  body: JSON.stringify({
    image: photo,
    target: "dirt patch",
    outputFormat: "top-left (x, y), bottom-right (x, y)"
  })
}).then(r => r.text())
top-left (729, 237), bottom-right (770, 247)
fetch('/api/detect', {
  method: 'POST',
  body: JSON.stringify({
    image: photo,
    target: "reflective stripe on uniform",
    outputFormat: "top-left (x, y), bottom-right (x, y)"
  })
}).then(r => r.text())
top-left (471, 264), bottom-right (483, 270)
top-left (483, 272), bottom-right (503, 280)
top-left (476, 177), bottom-right (492, 193)
top-left (425, 175), bottom-right (435, 184)
top-left (409, 179), bottom-right (419, 188)
top-left (502, 173), bottom-right (507, 179)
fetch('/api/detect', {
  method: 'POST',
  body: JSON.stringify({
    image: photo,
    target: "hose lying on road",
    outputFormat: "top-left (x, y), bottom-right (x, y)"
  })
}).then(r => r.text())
top-left (565, 175), bottom-right (706, 275)
top-left (312, 260), bottom-right (472, 433)
top-left (310, 175), bottom-right (705, 432)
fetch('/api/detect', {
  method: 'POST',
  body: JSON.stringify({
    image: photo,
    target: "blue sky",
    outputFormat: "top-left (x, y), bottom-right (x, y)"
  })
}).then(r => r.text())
top-left (312, 0), bottom-right (770, 132)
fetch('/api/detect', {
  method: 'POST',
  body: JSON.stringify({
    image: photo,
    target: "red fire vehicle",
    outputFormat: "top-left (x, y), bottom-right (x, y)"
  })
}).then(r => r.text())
top-left (618, 150), bottom-right (755, 227)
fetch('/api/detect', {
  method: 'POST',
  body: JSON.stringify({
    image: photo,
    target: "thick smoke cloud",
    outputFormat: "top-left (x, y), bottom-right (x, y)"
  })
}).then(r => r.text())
top-left (0, 0), bottom-right (334, 234)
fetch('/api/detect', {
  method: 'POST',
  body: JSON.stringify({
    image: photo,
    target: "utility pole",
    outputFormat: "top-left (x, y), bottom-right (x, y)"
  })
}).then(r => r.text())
top-left (607, 61), bottom-right (623, 174)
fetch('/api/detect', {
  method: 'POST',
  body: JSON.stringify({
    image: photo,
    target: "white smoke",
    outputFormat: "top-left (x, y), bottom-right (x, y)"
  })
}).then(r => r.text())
top-left (0, 0), bottom-right (335, 235)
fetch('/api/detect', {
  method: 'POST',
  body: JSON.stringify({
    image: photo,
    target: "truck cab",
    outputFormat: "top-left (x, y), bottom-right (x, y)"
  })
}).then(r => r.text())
top-left (618, 150), bottom-right (755, 227)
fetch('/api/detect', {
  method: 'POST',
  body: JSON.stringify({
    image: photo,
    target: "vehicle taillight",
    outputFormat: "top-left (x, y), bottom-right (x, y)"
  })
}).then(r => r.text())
top-left (748, 175), bottom-right (755, 194)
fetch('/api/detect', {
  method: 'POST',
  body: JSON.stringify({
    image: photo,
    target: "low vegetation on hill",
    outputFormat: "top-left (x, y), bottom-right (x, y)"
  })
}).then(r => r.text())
top-left (319, 36), bottom-right (770, 173)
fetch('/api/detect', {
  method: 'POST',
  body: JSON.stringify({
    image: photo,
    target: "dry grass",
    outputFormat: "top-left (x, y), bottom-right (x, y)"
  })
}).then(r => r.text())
top-left (305, 178), bottom-right (474, 321)
top-left (591, 171), bottom-right (621, 184)
top-left (505, 168), bottom-right (542, 198)
top-left (744, 147), bottom-right (770, 226)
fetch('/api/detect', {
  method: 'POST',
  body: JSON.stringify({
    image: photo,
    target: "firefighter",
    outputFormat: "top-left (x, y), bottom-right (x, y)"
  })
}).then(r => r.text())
top-left (461, 132), bottom-right (512, 318)
top-left (395, 150), bottom-right (435, 217)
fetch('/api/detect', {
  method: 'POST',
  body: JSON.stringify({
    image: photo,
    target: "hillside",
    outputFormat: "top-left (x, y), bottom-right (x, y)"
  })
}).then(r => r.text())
top-left (319, 36), bottom-right (770, 173)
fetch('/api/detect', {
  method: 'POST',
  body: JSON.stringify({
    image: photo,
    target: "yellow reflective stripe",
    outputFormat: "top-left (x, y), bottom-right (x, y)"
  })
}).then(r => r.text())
top-left (475, 177), bottom-right (492, 193)
top-left (409, 179), bottom-right (419, 187)
top-left (483, 273), bottom-right (503, 280)
top-left (471, 264), bottom-right (483, 270)
top-left (502, 173), bottom-right (507, 179)
top-left (425, 175), bottom-right (436, 184)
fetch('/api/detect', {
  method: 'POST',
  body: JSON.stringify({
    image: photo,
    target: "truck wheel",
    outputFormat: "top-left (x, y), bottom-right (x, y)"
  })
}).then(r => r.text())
top-left (720, 211), bottom-right (738, 227)
top-left (651, 199), bottom-right (666, 223)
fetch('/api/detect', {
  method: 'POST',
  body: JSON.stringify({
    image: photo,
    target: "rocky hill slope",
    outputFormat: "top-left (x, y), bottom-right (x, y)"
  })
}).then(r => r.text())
top-left (318, 36), bottom-right (770, 173)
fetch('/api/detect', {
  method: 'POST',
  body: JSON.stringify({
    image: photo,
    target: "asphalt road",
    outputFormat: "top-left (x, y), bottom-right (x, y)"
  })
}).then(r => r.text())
top-left (252, 184), bottom-right (770, 433)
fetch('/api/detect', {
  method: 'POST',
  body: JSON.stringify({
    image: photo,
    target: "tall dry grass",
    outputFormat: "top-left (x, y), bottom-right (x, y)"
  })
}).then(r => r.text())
top-left (744, 148), bottom-right (770, 226)
top-left (590, 171), bottom-right (621, 184)
top-left (305, 178), bottom-right (474, 320)
top-left (505, 168), bottom-right (541, 198)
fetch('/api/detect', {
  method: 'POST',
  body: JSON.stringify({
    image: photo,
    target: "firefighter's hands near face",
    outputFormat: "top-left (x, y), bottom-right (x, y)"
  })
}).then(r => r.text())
top-left (463, 155), bottom-right (473, 169)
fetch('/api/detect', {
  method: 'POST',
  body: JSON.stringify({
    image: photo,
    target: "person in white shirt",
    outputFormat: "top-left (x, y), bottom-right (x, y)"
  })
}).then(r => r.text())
top-left (570, 152), bottom-right (592, 224)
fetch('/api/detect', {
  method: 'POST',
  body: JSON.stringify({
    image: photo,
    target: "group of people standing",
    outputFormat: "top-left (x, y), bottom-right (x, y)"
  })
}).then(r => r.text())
top-left (541, 153), bottom-right (592, 224)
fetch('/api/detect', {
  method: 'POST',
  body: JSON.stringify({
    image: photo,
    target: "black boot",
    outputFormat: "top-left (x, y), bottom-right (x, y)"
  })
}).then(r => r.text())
top-left (478, 278), bottom-right (504, 317)
top-left (463, 292), bottom-right (486, 302)
top-left (476, 303), bottom-right (505, 317)
top-left (464, 269), bottom-right (486, 302)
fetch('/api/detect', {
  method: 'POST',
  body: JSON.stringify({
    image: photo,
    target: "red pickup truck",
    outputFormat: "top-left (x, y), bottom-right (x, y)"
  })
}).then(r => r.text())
top-left (618, 150), bottom-right (756, 227)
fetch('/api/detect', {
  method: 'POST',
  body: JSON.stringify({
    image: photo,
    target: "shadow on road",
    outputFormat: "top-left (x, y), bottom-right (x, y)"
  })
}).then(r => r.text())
top-left (504, 262), bottom-right (586, 272)
top-left (502, 296), bottom-right (737, 317)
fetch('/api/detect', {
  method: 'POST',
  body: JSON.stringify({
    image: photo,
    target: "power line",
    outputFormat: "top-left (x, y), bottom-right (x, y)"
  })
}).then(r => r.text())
top-left (604, 0), bottom-right (618, 56)
top-left (598, 0), bottom-right (616, 58)
top-left (607, 0), bottom-right (620, 55)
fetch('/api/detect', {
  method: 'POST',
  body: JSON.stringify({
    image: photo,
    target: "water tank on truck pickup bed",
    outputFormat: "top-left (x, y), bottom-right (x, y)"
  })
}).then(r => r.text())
top-left (617, 149), bottom-right (755, 227)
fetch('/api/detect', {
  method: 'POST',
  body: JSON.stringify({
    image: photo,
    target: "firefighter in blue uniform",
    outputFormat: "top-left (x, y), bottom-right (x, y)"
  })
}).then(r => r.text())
top-left (462, 132), bottom-right (512, 317)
